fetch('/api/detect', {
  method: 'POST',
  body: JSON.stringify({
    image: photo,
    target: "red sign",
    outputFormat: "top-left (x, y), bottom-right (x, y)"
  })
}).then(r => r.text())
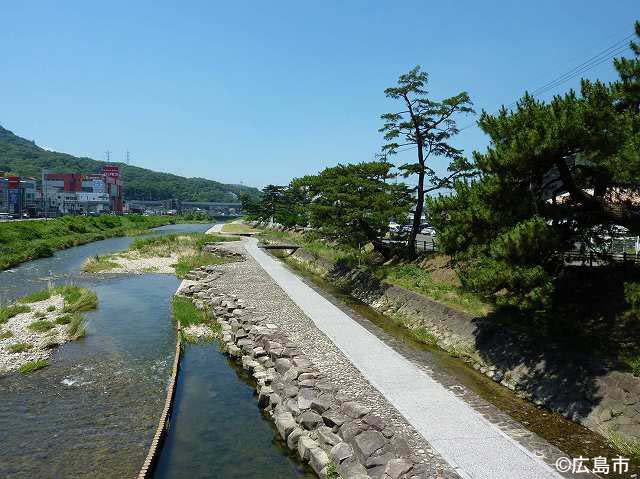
top-left (8, 176), bottom-right (20, 189)
top-left (102, 166), bottom-right (121, 179)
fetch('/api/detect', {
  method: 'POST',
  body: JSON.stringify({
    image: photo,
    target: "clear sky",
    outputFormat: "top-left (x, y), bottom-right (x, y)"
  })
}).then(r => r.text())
top-left (1, 1), bottom-right (638, 189)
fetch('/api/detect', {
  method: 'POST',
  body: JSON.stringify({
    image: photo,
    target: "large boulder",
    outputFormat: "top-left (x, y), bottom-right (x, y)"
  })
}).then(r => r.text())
top-left (353, 430), bottom-right (386, 462)
top-left (274, 412), bottom-right (297, 440)
top-left (298, 410), bottom-right (323, 430)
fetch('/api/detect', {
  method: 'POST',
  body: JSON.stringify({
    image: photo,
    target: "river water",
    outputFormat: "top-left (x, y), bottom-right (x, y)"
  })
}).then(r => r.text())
top-left (0, 224), bottom-right (311, 479)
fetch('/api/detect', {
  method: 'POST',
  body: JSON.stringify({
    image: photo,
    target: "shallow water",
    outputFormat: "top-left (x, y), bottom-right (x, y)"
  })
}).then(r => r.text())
top-left (153, 344), bottom-right (314, 479)
top-left (0, 223), bottom-right (312, 479)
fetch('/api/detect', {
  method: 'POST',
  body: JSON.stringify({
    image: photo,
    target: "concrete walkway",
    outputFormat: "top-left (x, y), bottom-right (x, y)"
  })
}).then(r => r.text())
top-left (241, 237), bottom-right (563, 479)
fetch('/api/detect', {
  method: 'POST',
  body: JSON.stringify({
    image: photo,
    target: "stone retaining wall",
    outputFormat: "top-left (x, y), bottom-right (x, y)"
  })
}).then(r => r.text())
top-left (180, 265), bottom-right (439, 479)
top-left (284, 246), bottom-right (640, 445)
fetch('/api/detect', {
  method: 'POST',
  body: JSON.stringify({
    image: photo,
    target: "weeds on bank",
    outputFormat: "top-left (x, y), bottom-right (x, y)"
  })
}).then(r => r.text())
top-left (0, 329), bottom-right (13, 339)
top-left (381, 264), bottom-right (490, 317)
top-left (18, 359), bottom-right (49, 374)
top-left (172, 296), bottom-right (220, 342)
top-left (7, 342), bottom-right (32, 353)
top-left (66, 314), bottom-right (86, 339)
top-left (18, 289), bottom-right (52, 303)
top-left (174, 253), bottom-right (233, 278)
top-left (608, 429), bottom-right (640, 460)
top-left (0, 304), bottom-right (31, 323)
top-left (221, 222), bottom-right (258, 234)
top-left (83, 255), bottom-right (120, 273)
top-left (56, 285), bottom-right (98, 313)
top-left (27, 320), bottom-right (55, 332)
top-left (623, 354), bottom-right (640, 376)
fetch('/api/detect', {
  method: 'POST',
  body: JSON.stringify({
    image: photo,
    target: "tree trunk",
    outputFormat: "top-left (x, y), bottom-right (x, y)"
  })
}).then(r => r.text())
top-left (407, 142), bottom-right (425, 256)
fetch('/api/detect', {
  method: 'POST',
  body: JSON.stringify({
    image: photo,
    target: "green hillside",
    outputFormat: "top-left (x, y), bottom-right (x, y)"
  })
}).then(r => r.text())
top-left (0, 125), bottom-right (259, 202)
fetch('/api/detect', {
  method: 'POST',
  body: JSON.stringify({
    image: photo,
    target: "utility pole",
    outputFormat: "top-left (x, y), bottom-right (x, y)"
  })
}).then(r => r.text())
top-left (125, 150), bottom-right (130, 165)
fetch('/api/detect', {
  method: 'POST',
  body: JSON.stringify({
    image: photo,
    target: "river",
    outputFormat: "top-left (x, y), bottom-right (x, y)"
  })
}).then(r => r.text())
top-left (0, 224), bottom-right (312, 479)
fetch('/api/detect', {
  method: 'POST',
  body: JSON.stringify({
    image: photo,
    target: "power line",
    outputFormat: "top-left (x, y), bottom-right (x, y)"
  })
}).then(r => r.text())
top-left (458, 32), bottom-right (635, 132)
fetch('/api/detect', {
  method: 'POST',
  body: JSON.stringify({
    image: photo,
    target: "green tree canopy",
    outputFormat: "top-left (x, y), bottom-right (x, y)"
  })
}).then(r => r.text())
top-left (380, 66), bottom-right (474, 251)
top-left (428, 22), bottom-right (640, 310)
top-left (300, 161), bottom-right (412, 252)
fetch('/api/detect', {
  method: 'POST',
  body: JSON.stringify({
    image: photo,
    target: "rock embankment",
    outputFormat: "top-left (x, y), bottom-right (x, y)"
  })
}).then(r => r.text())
top-left (179, 258), bottom-right (455, 479)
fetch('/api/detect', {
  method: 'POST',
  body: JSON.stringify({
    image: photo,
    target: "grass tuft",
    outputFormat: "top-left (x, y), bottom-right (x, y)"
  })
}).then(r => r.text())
top-left (174, 253), bottom-right (232, 278)
top-left (18, 289), bottom-right (52, 303)
top-left (8, 342), bottom-right (32, 353)
top-left (28, 320), bottom-right (55, 332)
top-left (82, 255), bottom-right (120, 273)
top-left (172, 296), bottom-right (220, 342)
top-left (66, 314), bottom-right (87, 339)
top-left (46, 305), bottom-right (56, 312)
top-left (0, 304), bottom-right (31, 323)
top-left (18, 359), bottom-right (49, 374)
top-left (608, 429), bottom-right (640, 460)
top-left (55, 285), bottom-right (98, 313)
top-left (54, 314), bottom-right (73, 325)
top-left (0, 329), bottom-right (13, 339)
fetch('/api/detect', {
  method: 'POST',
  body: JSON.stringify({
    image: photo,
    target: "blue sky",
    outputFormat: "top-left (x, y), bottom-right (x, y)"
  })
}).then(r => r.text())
top-left (1, 1), bottom-right (638, 189)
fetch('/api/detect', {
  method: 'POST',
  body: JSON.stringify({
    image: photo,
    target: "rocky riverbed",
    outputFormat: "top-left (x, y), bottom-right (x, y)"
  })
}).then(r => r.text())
top-left (0, 295), bottom-right (74, 375)
top-left (176, 241), bottom-right (458, 479)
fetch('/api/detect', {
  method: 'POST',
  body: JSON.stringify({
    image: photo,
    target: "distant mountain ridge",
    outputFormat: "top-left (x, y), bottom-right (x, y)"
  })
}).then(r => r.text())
top-left (0, 125), bottom-right (260, 202)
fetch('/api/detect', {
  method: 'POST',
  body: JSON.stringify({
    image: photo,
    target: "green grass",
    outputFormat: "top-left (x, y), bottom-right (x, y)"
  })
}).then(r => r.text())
top-left (18, 359), bottom-right (49, 374)
top-left (623, 354), bottom-right (640, 376)
top-left (33, 311), bottom-right (47, 319)
top-left (54, 314), bottom-right (73, 325)
top-left (83, 255), bottom-right (120, 273)
top-left (380, 264), bottom-right (490, 317)
top-left (172, 296), bottom-right (220, 342)
top-left (67, 314), bottom-right (86, 339)
top-left (174, 253), bottom-right (233, 278)
top-left (0, 304), bottom-right (31, 323)
top-left (0, 329), bottom-right (13, 339)
top-left (46, 305), bottom-right (56, 312)
top-left (0, 214), bottom-right (174, 271)
top-left (55, 285), bottom-right (98, 313)
top-left (221, 222), bottom-right (258, 234)
top-left (608, 429), bottom-right (640, 460)
top-left (7, 342), bottom-right (32, 353)
top-left (18, 289), bottom-right (52, 303)
top-left (28, 320), bottom-right (55, 332)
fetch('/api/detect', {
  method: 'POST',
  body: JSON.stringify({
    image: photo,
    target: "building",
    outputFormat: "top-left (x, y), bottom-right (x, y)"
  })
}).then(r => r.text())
top-left (43, 165), bottom-right (124, 215)
top-left (0, 174), bottom-right (38, 217)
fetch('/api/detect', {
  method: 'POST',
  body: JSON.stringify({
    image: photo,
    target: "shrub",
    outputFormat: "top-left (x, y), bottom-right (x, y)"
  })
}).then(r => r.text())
top-left (624, 282), bottom-right (640, 311)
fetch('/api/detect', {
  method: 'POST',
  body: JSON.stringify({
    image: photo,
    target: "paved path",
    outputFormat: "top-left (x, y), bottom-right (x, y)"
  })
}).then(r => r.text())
top-left (241, 237), bottom-right (563, 479)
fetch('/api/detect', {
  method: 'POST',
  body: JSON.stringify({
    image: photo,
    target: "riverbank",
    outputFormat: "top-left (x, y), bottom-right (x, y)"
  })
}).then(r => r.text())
top-left (259, 230), bottom-right (640, 463)
top-left (0, 215), bottom-right (174, 270)
top-left (0, 285), bottom-right (97, 375)
top-left (175, 243), bottom-right (458, 479)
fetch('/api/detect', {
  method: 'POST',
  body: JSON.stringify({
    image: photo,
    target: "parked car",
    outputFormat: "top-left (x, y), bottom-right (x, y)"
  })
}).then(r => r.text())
top-left (420, 224), bottom-right (436, 235)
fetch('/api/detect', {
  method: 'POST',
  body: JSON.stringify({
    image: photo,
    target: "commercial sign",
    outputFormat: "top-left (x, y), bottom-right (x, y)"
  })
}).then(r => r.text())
top-left (8, 189), bottom-right (19, 206)
top-left (8, 176), bottom-right (20, 189)
top-left (102, 166), bottom-right (121, 179)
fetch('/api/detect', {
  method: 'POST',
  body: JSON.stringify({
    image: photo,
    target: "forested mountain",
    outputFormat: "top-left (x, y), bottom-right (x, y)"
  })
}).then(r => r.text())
top-left (0, 125), bottom-right (259, 202)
